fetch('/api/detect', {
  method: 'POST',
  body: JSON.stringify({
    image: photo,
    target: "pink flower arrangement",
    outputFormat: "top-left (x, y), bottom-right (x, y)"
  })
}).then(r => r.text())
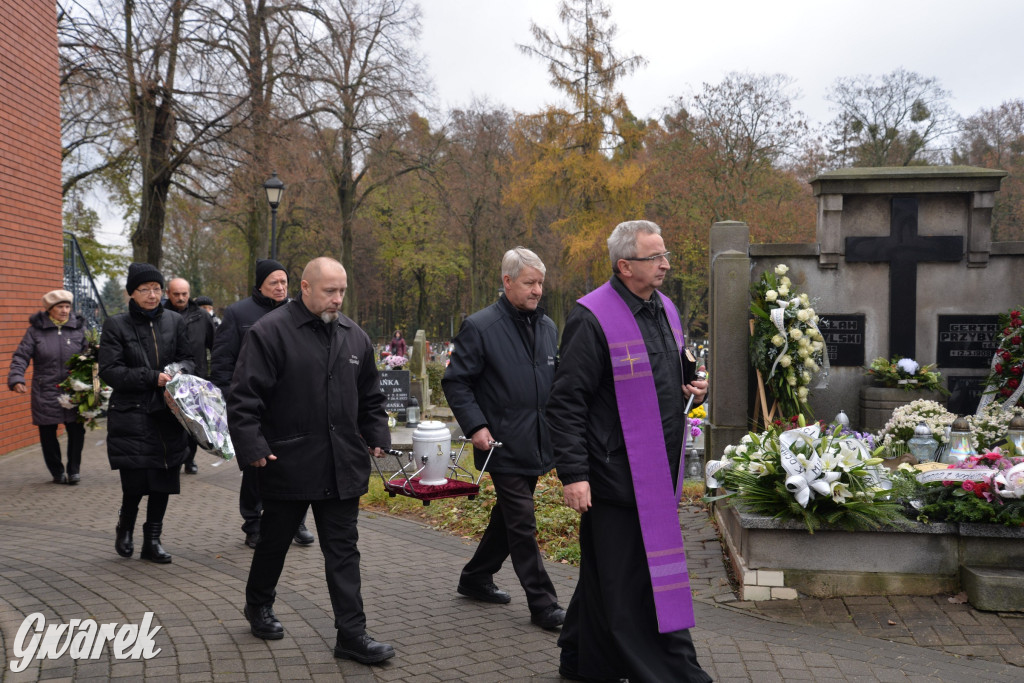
top-left (940, 448), bottom-right (1024, 502)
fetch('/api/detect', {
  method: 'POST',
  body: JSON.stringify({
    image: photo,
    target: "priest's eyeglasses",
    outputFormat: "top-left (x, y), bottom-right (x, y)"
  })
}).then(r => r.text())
top-left (624, 251), bottom-right (671, 263)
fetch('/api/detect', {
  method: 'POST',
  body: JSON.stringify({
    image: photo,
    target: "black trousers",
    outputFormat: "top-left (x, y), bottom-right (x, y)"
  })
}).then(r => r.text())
top-left (245, 497), bottom-right (366, 638)
top-left (38, 423), bottom-right (85, 477)
top-left (460, 472), bottom-right (557, 613)
top-left (184, 436), bottom-right (198, 466)
top-left (239, 467), bottom-right (263, 534)
top-left (558, 502), bottom-right (710, 683)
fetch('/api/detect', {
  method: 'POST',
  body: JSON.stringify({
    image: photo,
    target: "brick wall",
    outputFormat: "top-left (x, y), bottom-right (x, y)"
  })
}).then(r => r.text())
top-left (0, 1), bottom-right (64, 454)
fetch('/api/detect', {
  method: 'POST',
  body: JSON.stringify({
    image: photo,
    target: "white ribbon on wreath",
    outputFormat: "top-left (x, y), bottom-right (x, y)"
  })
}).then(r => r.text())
top-left (767, 300), bottom-right (830, 389)
top-left (916, 462), bottom-right (1024, 499)
top-left (975, 350), bottom-right (1024, 416)
top-left (778, 425), bottom-right (841, 508)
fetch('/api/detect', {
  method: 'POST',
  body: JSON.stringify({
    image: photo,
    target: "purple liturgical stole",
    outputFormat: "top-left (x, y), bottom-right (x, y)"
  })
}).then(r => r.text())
top-left (577, 281), bottom-right (695, 633)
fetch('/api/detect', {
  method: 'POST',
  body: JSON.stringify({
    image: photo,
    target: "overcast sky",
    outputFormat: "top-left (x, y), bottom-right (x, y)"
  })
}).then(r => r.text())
top-left (420, 0), bottom-right (1024, 126)
top-left (95, 0), bottom-right (1024, 248)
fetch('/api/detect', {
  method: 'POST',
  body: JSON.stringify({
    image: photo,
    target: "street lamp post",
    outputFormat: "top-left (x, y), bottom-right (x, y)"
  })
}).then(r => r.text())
top-left (263, 172), bottom-right (285, 260)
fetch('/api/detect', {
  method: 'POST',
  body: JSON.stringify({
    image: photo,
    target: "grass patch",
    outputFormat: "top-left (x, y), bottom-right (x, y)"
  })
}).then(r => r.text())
top-left (363, 465), bottom-right (709, 568)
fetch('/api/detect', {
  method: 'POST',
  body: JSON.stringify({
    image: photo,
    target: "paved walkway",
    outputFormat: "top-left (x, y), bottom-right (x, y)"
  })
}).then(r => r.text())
top-left (1, 429), bottom-right (1022, 681)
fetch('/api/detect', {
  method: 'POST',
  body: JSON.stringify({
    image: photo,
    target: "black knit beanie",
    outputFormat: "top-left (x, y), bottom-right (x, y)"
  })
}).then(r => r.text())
top-left (125, 262), bottom-right (165, 293)
top-left (255, 259), bottom-right (286, 288)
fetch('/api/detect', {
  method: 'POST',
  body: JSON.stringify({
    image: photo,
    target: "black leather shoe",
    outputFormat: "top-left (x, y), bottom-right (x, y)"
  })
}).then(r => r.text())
top-left (293, 522), bottom-right (315, 546)
top-left (558, 664), bottom-right (586, 681)
top-left (67, 473), bottom-right (80, 485)
top-left (457, 581), bottom-right (511, 604)
top-left (184, 461), bottom-right (198, 474)
top-left (531, 604), bottom-right (566, 629)
top-left (334, 633), bottom-right (394, 664)
top-left (245, 532), bottom-right (260, 549)
top-left (244, 603), bottom-right (284, 640)
top-left (53, 474), bottom-right (67, 484)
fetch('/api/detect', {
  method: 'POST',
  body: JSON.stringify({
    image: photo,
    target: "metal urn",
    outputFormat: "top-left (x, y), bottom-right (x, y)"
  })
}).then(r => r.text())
top-left (411, 420), bottom-right (452, 486)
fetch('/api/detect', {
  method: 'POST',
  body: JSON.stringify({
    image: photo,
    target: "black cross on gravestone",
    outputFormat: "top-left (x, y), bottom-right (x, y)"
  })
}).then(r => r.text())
top-left (845, 197), bottom-right (963, 360)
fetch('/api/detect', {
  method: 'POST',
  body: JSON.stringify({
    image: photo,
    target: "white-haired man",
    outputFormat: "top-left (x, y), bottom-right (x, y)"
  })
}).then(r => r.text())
top-left (547, 221), bottom-right (711, 681)
top-left (443, 247), bottom-right (565, 629)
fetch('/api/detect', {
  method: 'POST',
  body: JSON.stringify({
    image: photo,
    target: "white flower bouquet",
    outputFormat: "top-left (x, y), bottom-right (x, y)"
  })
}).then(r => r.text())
top-left (749, 263), bottom-right (828, 420)
top-left (706, 422), bottom-right (905, 532)
top-left (164, 366), bottom-right (235, 461)
top-left (876, 399), bottom-right (956, 456)
top-left (56, 331), bottom-right (110, 429)
top-left (968, 401), bottom-right (1024, 452)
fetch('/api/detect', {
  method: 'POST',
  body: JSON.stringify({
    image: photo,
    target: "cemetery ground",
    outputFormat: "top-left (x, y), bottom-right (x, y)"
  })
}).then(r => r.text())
top-left (1, 429), bottom-right (1022, 681)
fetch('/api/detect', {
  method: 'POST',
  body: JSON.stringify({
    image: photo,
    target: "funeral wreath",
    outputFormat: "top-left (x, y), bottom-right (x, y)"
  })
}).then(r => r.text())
top-left (706, 421), bottom-right (905, 533)
top-left (749, 264), bottom-right (827, 420)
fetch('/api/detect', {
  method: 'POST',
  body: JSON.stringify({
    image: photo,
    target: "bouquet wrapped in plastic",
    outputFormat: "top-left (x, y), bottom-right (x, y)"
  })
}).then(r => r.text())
top-left (163, 363), bottom-right (235, 461)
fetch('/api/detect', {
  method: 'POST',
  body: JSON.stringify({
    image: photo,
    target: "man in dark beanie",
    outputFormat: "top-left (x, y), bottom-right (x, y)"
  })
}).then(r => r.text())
top-left (212, 259), bottom-right (315, 549)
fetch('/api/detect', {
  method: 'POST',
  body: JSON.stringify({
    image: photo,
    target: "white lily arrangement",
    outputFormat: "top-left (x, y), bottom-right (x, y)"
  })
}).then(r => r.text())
top-left (706, 421), bottom-right (905, 532)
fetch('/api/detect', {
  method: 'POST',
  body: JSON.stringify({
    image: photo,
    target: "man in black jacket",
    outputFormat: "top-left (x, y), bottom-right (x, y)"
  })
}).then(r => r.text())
top-left (229, 257), bottom-right (394, 665)
top-left (546, 221), bottom-right (710, 682)
top-left (212, 259), bottom-right (314, 548)
top-left (442, 247), bottom-right (565, 629)
top-left (165, 277), bottom-right (215, 474)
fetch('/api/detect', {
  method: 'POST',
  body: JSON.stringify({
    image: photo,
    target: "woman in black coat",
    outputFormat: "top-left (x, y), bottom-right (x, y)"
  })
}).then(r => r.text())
top-left (99, 263), bottom-right (194, 563)
top-left (7, 289), bottom-right (89, 484)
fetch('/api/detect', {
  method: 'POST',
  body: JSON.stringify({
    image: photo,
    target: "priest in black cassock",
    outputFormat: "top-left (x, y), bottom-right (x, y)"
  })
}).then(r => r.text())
top-left (546, 220), bottom-right (711, 682)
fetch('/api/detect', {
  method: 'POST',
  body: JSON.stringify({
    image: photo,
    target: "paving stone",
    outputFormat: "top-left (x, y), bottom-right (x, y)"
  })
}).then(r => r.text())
top-left (2, 434), bottom-right (1024, 681)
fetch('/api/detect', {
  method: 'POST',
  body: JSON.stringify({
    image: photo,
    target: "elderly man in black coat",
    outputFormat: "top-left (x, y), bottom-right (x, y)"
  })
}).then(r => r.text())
top-left (164, 277), bottom-right (214, 474)
top-left (442, 247), bottom-right (565, 629)
top-left (211, 259), bottom-right (313, 548)
top-left (229, 257), bottom-right (394, 665)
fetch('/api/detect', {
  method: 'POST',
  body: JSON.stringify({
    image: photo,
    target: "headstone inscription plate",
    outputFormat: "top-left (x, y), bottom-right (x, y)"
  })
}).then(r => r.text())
top-left (947, 375), bottom-right (989, 415)
top-left (936, 315), bottom-right (999, 369)
top-left (818, 314), bottom-right (865, 367)
top-left (379, 369), bottom-right (410, 420)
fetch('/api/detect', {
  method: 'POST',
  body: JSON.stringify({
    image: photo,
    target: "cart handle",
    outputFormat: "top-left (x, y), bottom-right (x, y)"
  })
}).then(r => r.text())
top-left (455, 436), bottom-right (503, 486)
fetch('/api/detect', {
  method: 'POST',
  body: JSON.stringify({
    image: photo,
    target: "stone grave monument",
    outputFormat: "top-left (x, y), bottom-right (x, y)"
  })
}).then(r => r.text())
top-left (709, 166), bottom-right (1023, 458)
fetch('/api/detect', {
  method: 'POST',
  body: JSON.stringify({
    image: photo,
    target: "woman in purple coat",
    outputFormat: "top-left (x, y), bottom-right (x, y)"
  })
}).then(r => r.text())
top-left (7, 289), bottom-right (90, 484)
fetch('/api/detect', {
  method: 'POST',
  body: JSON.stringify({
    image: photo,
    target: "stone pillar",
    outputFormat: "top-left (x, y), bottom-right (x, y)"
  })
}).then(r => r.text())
top-left (410, 330), bottom-right (431, 408)
top-left (816, 193), bottom-right (843, 269)
top-left (968, 191), bottom-right (995, 267)
top-left (708, 222), bottom-right (751, 462)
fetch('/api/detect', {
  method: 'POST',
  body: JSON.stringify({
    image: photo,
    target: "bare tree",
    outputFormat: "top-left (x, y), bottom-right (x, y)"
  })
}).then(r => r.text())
top-left (953, 100), bottom-right (1024, 239)
top-left (61, 0), bottom-right (248, 267)
top-left (432, 103), bottom-right (522, 311)
top-left (825, 68), bottom-right (959, 167)
top-left (285, 0), bottom-right (431, 315)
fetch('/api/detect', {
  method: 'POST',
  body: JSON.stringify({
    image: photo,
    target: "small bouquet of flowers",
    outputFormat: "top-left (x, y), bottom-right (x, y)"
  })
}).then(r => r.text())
top-left (749, 263), bottom-right (828, 421)
top-left (866, 356), bottom-right (948, 394)
top-left (911, 449), bottom-right (1024, 526)
top-left (706, 421), bottom-right (905, 532)
top-left (968, 401), bottom-right (1024, 452)
top-left (57, 330), bottom-right (111, 429)
top-left (384, 354), bottom-right (408, 370)
top-left (875, 399), bottom-right (956, 457)
top-left (163, 363), bottom-right (235, 460)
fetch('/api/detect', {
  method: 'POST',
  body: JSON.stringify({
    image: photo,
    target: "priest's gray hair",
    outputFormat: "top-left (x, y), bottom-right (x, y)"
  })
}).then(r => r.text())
top-left (501, 246), bottom-right (546, 281)
top-left (608, 220), bottom-right (662, 272)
